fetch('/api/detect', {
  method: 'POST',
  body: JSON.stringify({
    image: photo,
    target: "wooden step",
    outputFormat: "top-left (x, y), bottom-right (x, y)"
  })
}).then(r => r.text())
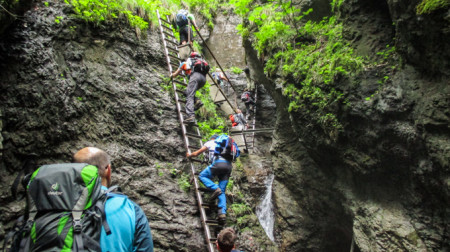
top-left (173, 79), bottom-right (187, 87)
top-left (164, 38), bottom-right (178, 46)
top-left (163, 31), bottom-right (176, 39)
top-left (166, 45), bottom-right (179, 53)
top-left (186, 133), bottom-right (202, 139)
top-left (159, 18), bottom-right (172, 26)
top-left (206, 220), bottom-right (219, 225)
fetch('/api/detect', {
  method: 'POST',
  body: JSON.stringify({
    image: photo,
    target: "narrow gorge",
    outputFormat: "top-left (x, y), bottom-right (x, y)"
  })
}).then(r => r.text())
top-left (1, 0), bottom-right (449, 251)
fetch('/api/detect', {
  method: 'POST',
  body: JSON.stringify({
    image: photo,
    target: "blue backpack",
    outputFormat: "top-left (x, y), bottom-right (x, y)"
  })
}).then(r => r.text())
top-left (176, 10), bottom-right (189, 27)
top-left (214, 135), bottom-right (240, 162)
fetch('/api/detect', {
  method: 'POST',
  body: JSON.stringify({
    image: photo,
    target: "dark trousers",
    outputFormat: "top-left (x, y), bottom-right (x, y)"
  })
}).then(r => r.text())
top-left (185, 72), bottom-right (206, 117)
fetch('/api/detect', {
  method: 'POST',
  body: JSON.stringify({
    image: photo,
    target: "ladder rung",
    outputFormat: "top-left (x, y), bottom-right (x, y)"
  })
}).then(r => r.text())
top-left (170, 62), bottom-right (179, 67)
top-left (166, 45), bottom-right (179, 53)
top-left (178, 99), bottom-right (186, 103)
top-left (188, 145), bottom-right (202, 150)
top-left (186, 133), bottom-right (202, 139)
top-left (209, 238), bottom-right (218, 243)
top-left (178, 43), bottom-right (190, 48)
top-left (160, 18), bottom-right (172, 26)
top-left (173, 80), bottom-right (187, 87)
top-left (169, 54), bottom-right (182, 61)
top-left (198, 187), bottom-right (210, 192)
top-left (176, 89), bottom-right (185, 96)
top-left (190, 158), bottom-right (203, 163)
top-left (206, 220), bottom-right (219, 225)
top-left (163, 31), bottom-right (176, 39)
top-left (164, 38), bottom-right (178, 46)
top-left (214, 100), bottom-right (226, 104)
top-left (201, 203), bottom-right (210, 208)
top-left (161, 24), bottom-right (173, 31)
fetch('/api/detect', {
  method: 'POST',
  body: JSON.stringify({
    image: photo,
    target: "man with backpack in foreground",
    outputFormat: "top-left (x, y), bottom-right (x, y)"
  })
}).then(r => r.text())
top-left (189, 134), bottom-right (240, 224)
top-left (73, 147), bottom-right (154, 251)
top-left (6, 147), bottom-right (153, 251)
top-left (171, 52), bottom-right (210, 123)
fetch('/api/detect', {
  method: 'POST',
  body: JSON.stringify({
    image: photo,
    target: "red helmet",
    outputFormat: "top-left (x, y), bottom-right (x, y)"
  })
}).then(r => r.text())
top-left (190, 52), bottom-right (201, 58)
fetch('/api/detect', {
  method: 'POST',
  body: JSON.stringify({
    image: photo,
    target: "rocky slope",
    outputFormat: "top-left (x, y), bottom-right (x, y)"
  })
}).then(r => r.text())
top-left (243, 0), bottom-right (449, 251)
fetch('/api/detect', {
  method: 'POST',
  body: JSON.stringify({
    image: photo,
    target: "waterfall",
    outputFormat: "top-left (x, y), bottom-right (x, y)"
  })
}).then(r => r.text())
top-left (256, 174), bottom-right (275, 242)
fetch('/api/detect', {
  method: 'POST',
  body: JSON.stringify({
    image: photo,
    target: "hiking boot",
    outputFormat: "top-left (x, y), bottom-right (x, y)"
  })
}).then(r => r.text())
top-left (209, 188), bottom-right (222, 201)
top-left (184, 116), bottom-right (195, 123)
top-left (194, 100), bottom-right (203, 110)
top-left (218, 214), bottom-right (226, 225)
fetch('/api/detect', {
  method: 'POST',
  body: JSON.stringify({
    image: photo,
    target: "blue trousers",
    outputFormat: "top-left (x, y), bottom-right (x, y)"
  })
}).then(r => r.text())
top-left (199, 160), bottom-right (232, 214)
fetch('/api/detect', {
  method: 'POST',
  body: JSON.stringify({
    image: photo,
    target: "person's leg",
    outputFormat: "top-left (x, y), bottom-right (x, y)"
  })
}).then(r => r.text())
top-left (179, 26), bottom-right (188, 45)
top-left (215, 163), bottom-right (232, 214)
top-left (185, 74), bottom-right (200, 118)
top-left (217, 179), bottom-right (228, 214)
top-left (199, 165), bottom-right (218, 190)
top-left (188, 26), bottom-right (194, 44)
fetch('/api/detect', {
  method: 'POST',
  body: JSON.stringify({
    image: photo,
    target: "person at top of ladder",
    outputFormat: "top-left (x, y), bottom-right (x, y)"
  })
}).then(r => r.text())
top-left (175, 9), bottom-right (198, 46)
top-left (188, 134), bottom-right (240, 225)
top-left (241, 88), bottom-right (255, 120)
top-left (171, 52), bottom-right (210, 123)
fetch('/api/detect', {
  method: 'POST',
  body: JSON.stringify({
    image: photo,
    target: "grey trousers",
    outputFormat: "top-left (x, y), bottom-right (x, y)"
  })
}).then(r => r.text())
top-left (185, 72), bottom-right (206, 117)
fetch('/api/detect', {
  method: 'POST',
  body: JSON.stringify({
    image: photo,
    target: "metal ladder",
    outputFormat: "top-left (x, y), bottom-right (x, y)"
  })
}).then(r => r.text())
top-left (157, 10), bottom-right (219, 252)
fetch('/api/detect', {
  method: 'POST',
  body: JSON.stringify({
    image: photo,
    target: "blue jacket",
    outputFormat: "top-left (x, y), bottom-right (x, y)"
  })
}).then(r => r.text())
top-left (101, 186), bottom-right (154, 252)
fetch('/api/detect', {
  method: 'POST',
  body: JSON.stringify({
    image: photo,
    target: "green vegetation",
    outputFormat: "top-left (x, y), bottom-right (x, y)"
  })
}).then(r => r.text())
top-left (230, 66), bottom-right (243, 74)
top-left (232, 0), bottom-right (365, 135)
top-left (416, 0), bottom-right (450, 14)
top-left (62, 0), bottom-right (220, 32)
top-left (177, 173), bottom-right (192, 192)
top-left (196, 82), bottom-right (229, 140)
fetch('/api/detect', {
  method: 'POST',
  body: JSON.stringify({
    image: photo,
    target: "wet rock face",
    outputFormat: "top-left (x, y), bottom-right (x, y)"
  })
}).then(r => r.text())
top-left (204, 13), bottom-right (246, 68)
top-left (0, 2), bottom-right (206, 250)
top-left (244, 0), bottom-right (450, 251)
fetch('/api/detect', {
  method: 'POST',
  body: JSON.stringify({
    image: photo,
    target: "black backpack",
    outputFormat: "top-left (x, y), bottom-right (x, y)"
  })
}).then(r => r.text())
top-left (191, 57), bottom-right (210, 75)
top-left (4, 163), bottom-right (112, 252)
top-left (241, 92), bottom-right (250, 102)
top-left (176, 10), bottom-right (189, 27)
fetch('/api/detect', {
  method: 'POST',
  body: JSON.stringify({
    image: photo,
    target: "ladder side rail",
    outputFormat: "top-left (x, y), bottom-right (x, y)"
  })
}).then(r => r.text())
top-left (252, 87), bottom-right (257, 150)
top-left (158, 11), bottom-right (215, 252)
top-left (165, 15), bottom-right (203, 150)
top-left (193, 27), bottom-right (238, 108)
top-left (207, 72), bottom-right (237, 112)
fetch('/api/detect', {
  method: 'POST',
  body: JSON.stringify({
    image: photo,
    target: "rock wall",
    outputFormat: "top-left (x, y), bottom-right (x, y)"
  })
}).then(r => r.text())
top-left (0, 1), bottom-right (205, 250)
top-left (204, 12), bottom-right (246, 68)
top-left (244, 0), bottom-right (449, 251)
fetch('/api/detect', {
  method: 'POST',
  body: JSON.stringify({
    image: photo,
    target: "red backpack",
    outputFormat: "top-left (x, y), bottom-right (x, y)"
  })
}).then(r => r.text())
top-left (229, 114), bottom-right (238, 127)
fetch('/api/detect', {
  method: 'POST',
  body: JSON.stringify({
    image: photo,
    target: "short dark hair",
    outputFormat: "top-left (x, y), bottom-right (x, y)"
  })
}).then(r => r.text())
top-left (217, 227), bottom-right (236, 252)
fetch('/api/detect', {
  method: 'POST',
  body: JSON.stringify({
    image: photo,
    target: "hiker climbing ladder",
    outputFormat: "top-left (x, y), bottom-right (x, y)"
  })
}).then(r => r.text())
top-left (157, 10), bottom-right (218, 252)
top-left (190, 26), bottom-right (251, 152)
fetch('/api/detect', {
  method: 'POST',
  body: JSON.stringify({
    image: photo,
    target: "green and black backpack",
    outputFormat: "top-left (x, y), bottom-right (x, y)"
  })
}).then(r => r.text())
top-left (5, 163), bottom-right (112, 252)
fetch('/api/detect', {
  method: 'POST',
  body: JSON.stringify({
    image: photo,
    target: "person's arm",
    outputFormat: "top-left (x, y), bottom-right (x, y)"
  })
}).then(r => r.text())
top-left (171, 67), bottom-right (182, 78)
top-left (188, 14), bottom-right (198, 31)
top-left (187, 146), bottom-right (208, 158)
top-left (132, 202), bottom-right (154, 252)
